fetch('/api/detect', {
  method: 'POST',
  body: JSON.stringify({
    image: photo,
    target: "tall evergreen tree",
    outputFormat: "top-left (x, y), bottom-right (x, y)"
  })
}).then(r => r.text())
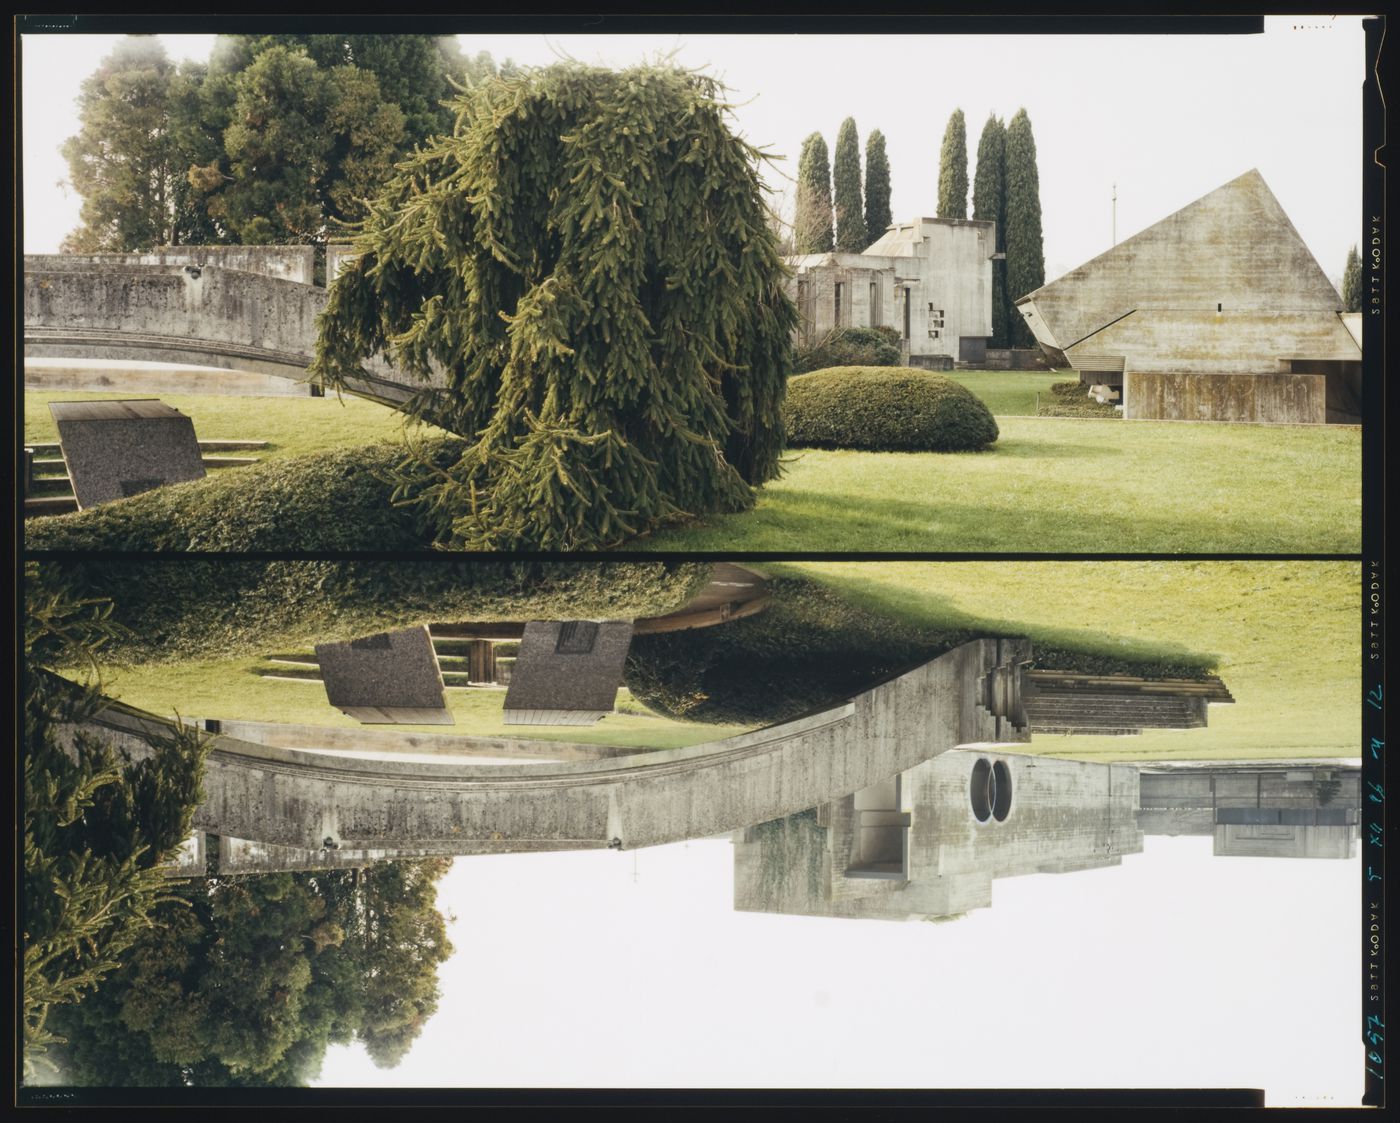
top-left (937, 109), bottom-right (969, 220)
top-left (1003, 108), bottom-right (1045, 347)
top-left (1342, 244), bottom-right (1362, 311)
top-left (59, 37), bottom-right (205, 251)
top-left (863, 129), bottom-right (892, 247)
top-left (972, 114), bottom-right (1008, 348)
top-left (794, 132), bottom-right (834, 254)
top-left (312, 63), bottom-right (797, 551)
top-left (832, 117), bottom-right (867, 252)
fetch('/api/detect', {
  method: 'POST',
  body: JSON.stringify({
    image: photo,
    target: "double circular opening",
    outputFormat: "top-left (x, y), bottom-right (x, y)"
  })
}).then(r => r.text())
top-left (970, 758), bottom-right (1014, 823)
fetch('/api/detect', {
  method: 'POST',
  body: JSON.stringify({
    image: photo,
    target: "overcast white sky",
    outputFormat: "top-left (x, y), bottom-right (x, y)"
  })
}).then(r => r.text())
top-left (21, 17), bottom-right (1368, 280)
top-left (314, 835), bottom-right (1363, 1106)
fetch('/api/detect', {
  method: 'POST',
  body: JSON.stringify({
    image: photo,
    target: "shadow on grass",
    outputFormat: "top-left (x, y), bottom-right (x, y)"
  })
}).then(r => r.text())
top-left (624, 575), bottom-right (1220, 727)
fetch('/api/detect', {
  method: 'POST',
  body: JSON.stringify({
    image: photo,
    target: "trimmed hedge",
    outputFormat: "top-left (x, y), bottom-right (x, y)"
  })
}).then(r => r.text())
top-left (36, 560), bottom-right (713, 667)
top-left (784, 366), bottom-right (999, 452)
top-left (24, 439), bottom-right (468, 553)
top-left (793, 326), bottom-right (901, 374)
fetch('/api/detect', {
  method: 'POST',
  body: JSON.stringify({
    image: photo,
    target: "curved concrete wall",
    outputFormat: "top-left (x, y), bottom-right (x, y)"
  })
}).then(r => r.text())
top-left (24, 260), bottom-right (434, 407)
top-left (87, 639), bottom-right (1032, 854)
top-left (28, 247), bottom-right (316, 285)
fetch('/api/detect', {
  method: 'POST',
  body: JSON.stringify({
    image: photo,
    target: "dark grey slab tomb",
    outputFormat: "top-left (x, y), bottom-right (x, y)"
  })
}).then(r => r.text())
top-left (503, 620), bottom-right (635, 726)
top-left (314, 627), bottom-right (453, 725)
top-left (49, 399), bottom-right (206, 510)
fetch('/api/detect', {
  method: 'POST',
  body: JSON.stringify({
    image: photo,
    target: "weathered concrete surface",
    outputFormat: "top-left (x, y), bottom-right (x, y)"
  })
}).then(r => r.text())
top-left (734, 748), bottom-right (1142, 922)
top-left (1124, 370), bottom-right (1326, 424)
top-left (50, 398), bottom-right (206, 508)
top-left (1014, 170), bottom-right (1359, 423)
top-left (205, 718), bottom-right (634, 762)
top-left (33, 246), bottom-right (316, 284)
top-left (503, 621), bottom-right (635, 726)
top-left (314, 627), bottom-right (451, 725)
top-left (25, 359), bottom-right (316, 397)
top-left (86, 638), bottom-right (1032, 854)
top-left (787, 217), bottom-right (995, 364)
top-left (24, 260), bottom-right (435, 408)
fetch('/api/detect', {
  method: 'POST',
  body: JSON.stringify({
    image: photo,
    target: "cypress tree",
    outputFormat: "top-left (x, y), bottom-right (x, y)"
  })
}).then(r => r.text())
top-left (832, 117), bottom-right (867, 252)
top-left (1342, 244), bottom-right (1362, 312)
top-left (311, 64), bottom-right (798, 551)
top-left (937, 109), bottom-right (968, 220)
top-left (795, 132), bottom-right (834, 253)
top-left (1003, 108), bottom-right (1045, 348)
top-left (972, 114), bottom-right (1008, 348)
top-left (863, 129), bottom-right (892, 247)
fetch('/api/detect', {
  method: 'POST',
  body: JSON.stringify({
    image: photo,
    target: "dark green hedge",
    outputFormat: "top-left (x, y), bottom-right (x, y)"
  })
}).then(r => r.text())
top-left (24, 439), bottom-right (469, 553)
top-left (35, 560), bottom-right (713, 667)
top-left (784, 366), bottom-right (999, 452)
top-left (792, 326), bottom-right (901, 374)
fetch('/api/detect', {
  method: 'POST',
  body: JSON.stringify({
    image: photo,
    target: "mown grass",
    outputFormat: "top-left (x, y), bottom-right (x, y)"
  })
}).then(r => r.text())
top-left (769, 560), bottom-right (1360, 763)
top-left (104, 651), bottom-right (749, 751)
top-left (638, 418), bottom-right (1361, 554)
top-left (23, 390), bottom-right (443, 463)
top-left (938, 369), bottom-right (1066, 416)
top-left (89, 560), bottom-right (1357, 763)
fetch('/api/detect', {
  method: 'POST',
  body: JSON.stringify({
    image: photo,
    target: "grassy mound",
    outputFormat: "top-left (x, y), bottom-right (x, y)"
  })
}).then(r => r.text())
top-left (784, 366), bottom-right (999, 452)
top-left (24, 439), bottom-right (467, 552)
top-left (792, 326), bottom-right (902, 374)
top-left (34, 559), bottom-right (713, 667)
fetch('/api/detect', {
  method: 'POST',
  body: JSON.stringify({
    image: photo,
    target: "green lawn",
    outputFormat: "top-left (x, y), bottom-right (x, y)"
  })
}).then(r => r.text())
top-left (98, 560), bottom-right (1359, 765)
top-left (24, 390), bottom-right (440, 463)
top-left (935, 369), bottom-right (1066, 416)
top-left (104, 655), bottom-right (749, 751)
top-left (25, 387), bottom-right (1359, 554)
top-left (640, 418), bottom-right (1361, 553)
top-left (771, 560), bottom-right (1360, 763)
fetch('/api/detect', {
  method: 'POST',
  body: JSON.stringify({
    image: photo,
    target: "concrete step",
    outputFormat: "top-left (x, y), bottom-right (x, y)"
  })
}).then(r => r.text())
top-left (24, 496), bottom-right (78, 517)
top-left (25, 438), bottom-right (270, 455)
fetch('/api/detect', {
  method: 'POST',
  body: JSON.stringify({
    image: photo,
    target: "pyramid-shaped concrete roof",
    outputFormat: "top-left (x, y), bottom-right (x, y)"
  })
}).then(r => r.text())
top-left (1017, 170), bottom-right (1342, 352)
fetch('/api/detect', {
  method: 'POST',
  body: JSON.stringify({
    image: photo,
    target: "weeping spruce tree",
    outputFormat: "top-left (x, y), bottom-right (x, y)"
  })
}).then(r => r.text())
top-left (311, 64), bottom-right (797, 550)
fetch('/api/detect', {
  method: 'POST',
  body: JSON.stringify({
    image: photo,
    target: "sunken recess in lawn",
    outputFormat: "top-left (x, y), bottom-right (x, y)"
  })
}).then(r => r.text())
top-left (783, 366), bottom-right (1000, 453)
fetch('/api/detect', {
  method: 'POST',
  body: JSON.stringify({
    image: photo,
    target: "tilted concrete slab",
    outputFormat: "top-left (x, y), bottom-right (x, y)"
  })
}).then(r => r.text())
top-left (314, 627), bottom-right (452, 725)
top-left (82, 638), bottom-right (1032, 854)
top-left (503, 620), bottom-right (635, 726)
top-left (50, 398), bottom-right (206, 509)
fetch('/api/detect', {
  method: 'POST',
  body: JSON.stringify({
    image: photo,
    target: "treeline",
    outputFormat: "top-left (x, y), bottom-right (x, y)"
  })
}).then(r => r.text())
top-left (59, 34), bottom-right (508, 252)
top-left (792, 118), bottom-right (892, 254)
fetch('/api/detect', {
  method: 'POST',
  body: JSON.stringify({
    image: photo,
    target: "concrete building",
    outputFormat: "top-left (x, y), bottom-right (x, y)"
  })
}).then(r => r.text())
top-left (1015, 170), bottom-right (1361, 423)
top-left (734, 749), bottom-right (1143, 922)
top-left (787, 217), bottom-right (998, 369)
top-left (1138, 766), bottom-right (1361, 859)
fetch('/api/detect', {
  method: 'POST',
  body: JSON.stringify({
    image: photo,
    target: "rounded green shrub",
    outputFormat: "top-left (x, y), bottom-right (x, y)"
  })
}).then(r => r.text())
top-left (783, 366), bottom-right (999, 452)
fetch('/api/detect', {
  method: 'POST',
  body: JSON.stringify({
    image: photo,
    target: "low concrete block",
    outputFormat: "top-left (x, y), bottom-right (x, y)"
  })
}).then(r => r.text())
top-left (314, 627), bottom-right (452, 725)
top-left (49, 398), bottom-right (206, 509)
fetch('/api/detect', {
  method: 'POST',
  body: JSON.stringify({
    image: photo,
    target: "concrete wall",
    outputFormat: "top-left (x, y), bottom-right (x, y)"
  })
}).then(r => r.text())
top-left (82, 638), bottom-right (1032, 855)
top-left (1124, 370), bottom-right (1326, 423)
top-left (326, 244), bottom-right (358, 284)
top-left (29, 246), bottom-right (316, 285)
top-left (735, 749), bottom-right (1142, 922)
top-left (787, 217), bottom-right (995, 363)
top-left (24, 260), bottom-right (434, 406)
